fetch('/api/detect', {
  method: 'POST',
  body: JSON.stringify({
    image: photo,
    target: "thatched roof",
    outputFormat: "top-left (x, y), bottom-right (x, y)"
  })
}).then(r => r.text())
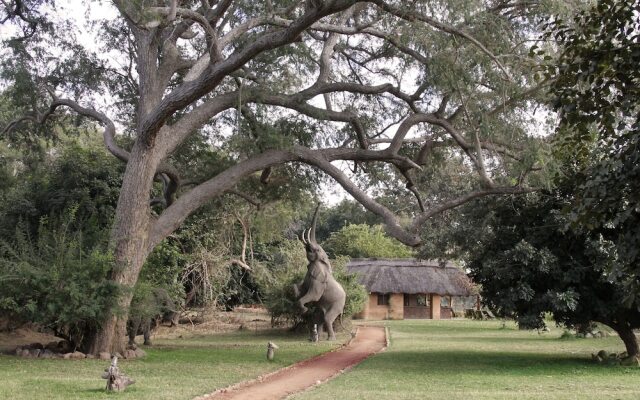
top-left (346, 258), bottom-right (475, 296)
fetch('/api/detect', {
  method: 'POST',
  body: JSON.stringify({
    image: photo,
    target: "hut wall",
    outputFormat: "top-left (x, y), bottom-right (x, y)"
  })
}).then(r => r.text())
top-left (388, 293), bottom-right (404, 320)
top-left (431, 294), bottom-right (441, 320)
top-left (366, 293), bottom-right (390, 320)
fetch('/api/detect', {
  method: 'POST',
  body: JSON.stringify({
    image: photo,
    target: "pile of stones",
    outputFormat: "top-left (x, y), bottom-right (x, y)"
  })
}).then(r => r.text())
top-left (14, 341), bottom-right (146, 360)
top-left (592, 349), bottom-right (640, 366)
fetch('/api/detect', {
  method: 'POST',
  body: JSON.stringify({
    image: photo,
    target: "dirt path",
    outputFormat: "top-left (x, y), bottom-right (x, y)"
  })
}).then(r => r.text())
top-left (198, 326), bottom-right (386, 400)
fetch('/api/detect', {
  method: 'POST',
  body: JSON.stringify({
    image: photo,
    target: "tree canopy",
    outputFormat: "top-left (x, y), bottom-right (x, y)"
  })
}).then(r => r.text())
top-left (550, 0), bottom-right (640, 303)
top-left (0, 0), bottom-right (568, 353)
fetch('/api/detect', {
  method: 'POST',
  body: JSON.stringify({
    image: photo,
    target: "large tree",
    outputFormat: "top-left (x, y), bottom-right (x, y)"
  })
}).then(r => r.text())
top-left (1, 0), bottom-right (562, 353)
top-left (446, 192), bottom-right (640, 357)
top-left (550, 0), bottom-right (640, 303)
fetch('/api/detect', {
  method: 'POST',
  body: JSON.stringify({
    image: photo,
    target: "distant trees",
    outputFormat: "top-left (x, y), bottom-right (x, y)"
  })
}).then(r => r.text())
top-left (324, 224), bottom-right (413, 259)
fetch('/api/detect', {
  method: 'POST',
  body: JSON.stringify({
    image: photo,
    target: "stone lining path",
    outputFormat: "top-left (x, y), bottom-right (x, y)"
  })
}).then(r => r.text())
top-left (198, 325), bottom-right (386, 400)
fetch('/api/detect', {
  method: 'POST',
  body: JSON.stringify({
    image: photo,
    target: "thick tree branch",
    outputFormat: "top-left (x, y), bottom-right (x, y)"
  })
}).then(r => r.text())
top-left (139, 0), bottom-right (363, 144)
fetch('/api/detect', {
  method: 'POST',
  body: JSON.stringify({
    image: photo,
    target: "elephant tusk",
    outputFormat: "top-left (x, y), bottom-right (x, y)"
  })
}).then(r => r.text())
top-left (305, 228), bottom-right (312, 244)
top-left (310, 204), bottom-right (320, 243)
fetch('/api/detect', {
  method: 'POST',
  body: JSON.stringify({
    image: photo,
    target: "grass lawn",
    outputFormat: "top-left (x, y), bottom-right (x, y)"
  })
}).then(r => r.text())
top-left (293, 320), bottom-right (640, 400)
top-left (0, 328), bottom-right (346, 400)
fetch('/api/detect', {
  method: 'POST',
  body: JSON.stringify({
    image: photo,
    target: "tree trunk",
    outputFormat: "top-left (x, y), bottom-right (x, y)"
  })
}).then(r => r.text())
top-left (615, 326), bottom-right (639, 358)
top-left (89, 144), bottom-right (159, 354)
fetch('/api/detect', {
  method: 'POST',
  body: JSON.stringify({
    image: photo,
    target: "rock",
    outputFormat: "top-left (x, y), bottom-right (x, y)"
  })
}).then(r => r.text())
top-left (85, 354), bottom-right (95, 359)
top-left (597, 350), bottom-right (608, 359)
top-left (30, 349), bottom-right (42, 358)
top-left (56, 340), bottom-right (73, 354)
top-left (15, 347), bottom-right (23, 357)
top-left (64, 351), bottom-right (85, 359)
top-left (585, 333), bottom-right (593, 338)
top-left (71, 351), bottom-right (86, 359)
top-left (40, 349), bottom-right (55, 359)
top-left (620, 355), bottom-right (640, 367)
top-left (99, 352), bottom-right (112, 360)
top-left (134, 348), bottom-right (146, 358)
top-left (45, 341), bottom-right (60, 351)
top-left (114, 352), bottom-right (123, 359)
top-left (123, 349), bottom-right (137, 359)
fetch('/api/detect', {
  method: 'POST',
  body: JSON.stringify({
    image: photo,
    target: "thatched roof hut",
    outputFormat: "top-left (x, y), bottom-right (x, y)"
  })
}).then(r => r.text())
top-left (346, 258), bottom-right (475, 296)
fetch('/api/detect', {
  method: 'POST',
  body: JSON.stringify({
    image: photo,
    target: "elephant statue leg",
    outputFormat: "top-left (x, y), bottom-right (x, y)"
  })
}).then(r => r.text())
top-left (142, 319), bottom-right (152, 346)
top-left (323, 302), bottom-right (345, 341)
top-left (127, 317), bottom-right (141, 346)
top-left (297, 289), bottom-right (323, 314)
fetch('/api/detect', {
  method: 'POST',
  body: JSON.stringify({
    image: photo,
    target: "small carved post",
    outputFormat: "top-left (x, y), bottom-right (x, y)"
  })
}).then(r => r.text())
top-left (310, 324), bottom-right (319, 342)
top-left (101, 356), bottom-right (135, 392)
top-left (266, 342), bottom-right (279, 361)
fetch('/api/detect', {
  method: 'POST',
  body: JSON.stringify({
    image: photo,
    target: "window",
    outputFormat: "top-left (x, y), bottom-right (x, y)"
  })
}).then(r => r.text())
top-left (377, 293), bottom-right (389, 306)
top-left (416, 294), bottom-right (429, 307)
top-left (441, 296), bottom-right (451, 307)
top-left (404, 294), bottom-right (410, 307)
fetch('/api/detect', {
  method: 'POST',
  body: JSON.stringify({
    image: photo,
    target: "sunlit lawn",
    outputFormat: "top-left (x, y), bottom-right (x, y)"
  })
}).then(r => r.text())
top-left (0, 328), bottom-right (346, 400)
top-left (293, 319), bottom-right (640, 400)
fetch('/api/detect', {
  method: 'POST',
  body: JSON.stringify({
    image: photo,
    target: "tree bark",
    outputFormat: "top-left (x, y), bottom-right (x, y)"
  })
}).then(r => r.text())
top-left (614, 325), bottom-right (639, 358)
top-left (89, 143), bottom-right (159, 354)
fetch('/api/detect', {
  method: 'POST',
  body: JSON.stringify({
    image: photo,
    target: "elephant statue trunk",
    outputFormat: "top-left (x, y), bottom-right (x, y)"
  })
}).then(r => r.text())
top-left (293, 205), bottom-right (346, 340)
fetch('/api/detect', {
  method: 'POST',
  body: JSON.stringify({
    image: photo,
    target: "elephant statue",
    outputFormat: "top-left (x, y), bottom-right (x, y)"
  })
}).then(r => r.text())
top-left (293, 205), bottom-right (346, 341)
top-left (127, 287), bottom-right (178, 346)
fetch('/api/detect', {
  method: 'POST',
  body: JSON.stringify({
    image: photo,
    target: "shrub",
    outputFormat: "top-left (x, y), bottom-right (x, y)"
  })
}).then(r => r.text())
top-left (0, 208), bottom-right (118, 351)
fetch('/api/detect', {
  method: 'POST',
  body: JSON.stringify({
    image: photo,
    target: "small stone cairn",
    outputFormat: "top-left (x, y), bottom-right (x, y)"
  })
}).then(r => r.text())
top-left (266, 341), bottom-right (279, 361)
top-left (102, 356), bottom-right (135, 392)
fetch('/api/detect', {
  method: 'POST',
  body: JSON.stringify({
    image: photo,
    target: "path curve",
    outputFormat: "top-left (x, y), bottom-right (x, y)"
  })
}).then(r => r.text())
top-left (198, 326), bottom-right (386, 400)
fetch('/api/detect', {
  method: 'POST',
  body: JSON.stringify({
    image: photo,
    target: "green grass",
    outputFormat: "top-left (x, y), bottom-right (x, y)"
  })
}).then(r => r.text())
top-left (0, 329), bottom-right (346, 400)
top-left (292, 320), bottom-right (640, 400)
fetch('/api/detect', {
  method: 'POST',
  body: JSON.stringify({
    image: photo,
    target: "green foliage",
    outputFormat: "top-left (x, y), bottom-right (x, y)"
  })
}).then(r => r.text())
top-left (0, 139), bottom-right (124, 242)
top-left (263, 241), bottom-right (366, 328)
top-left (314, 200), bottom-right (382, 242)
top-left (0, 208), bottom-right (117, 351)
top-left (323, 224), bottom-right (414, 259)
top-left (549, 0), bottom-right (640, 304)
top-left (422, 190), bottom-right (640, 343)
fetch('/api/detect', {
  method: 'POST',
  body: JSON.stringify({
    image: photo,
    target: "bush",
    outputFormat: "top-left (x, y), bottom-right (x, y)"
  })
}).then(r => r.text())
top-left (0, 208), bottom-right (118, 351)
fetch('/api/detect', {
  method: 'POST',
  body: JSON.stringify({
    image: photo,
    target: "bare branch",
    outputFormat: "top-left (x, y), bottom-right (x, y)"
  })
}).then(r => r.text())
top-left (226, 189), bottom-right (261, 208)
